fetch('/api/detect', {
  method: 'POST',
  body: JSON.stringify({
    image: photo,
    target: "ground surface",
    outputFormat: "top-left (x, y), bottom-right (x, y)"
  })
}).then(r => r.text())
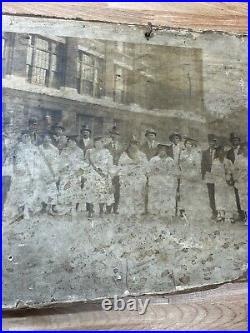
top-left (3, 210), bottom-right (247, 308)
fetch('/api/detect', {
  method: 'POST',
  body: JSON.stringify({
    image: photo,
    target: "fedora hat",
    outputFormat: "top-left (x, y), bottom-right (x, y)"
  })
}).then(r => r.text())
top-left (145, 128), bottom-right (157, 137)
top-left (81, 126), bottom-right (91, 133)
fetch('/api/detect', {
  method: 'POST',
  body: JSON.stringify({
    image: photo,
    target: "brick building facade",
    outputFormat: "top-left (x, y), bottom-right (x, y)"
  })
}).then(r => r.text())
top-left (2, 33), bottom-right (207, 144)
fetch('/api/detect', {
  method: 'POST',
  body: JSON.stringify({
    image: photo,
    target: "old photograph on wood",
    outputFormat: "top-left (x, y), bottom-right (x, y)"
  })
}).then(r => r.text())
top-left (2, 31), bottom-right (247, 308)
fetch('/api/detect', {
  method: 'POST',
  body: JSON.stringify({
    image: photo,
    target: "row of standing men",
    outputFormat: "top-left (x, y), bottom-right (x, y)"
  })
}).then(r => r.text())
top-left (2, 121), bottom-right (248, 223)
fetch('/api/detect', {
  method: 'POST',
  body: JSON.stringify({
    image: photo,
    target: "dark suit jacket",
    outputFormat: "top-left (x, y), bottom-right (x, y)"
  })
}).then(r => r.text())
top-left (140, 141), bottom-right (158, 160)
top-left (29, 131), bottom-right (43, 146)
top-left (201, 148), bottom-right (214, 180)
top-left (77, 137), bottom-right (93, 155)
top-left (226, 147), bottom-right (238, 164)
top-left (105, 141), bottom-right (124, 165)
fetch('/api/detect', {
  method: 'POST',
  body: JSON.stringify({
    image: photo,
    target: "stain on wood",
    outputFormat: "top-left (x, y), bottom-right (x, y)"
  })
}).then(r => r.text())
top-left (2, 2), bottom-right (248, 34)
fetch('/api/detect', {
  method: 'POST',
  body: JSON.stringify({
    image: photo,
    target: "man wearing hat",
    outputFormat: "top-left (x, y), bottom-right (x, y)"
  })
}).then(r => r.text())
top-left (28, 117), bottom-right (42, 145)
top-left (168, 131), bottom-right (183, 163)
top-left (226, 133), bottom-right (242, 217)
top-left (106, 127), bottom-right (124, 165)
top-left (50, 123), bottom-right (68, 152)
top-left (77, 126), bottom-right (93, 156)
top-left (105, 126), bottom-right (124, 214)
top-left (227, 133), bottom-right (241, 163)
top-left (141, 128), bottom-right (159, 160)
top-left (201, 134), bottom-right (218, 219)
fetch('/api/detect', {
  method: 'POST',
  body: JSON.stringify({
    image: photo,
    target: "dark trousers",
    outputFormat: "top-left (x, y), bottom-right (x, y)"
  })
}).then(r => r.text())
top-left (112, 176), bottom-right (120, 212)
top-left (234, 187), bottom-right (242, 213)
top-left (206, 183), bottom-right (216, 214)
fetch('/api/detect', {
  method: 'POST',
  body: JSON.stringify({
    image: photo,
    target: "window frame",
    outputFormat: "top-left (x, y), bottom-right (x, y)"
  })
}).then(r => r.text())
top-left (26, 35), bottom-right (64, 89)
top-left (77, 50), bottom-right (104, 98)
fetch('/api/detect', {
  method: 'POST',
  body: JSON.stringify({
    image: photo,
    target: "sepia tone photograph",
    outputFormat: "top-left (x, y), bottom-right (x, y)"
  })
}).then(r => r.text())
top-left (2, 3), bottom-right (248, 329)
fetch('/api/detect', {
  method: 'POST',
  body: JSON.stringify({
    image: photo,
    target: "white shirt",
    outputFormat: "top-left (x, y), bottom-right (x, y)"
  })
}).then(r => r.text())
top-left (234, 146), bottom-right (240, 161)
top-left (83, 138), bottom-right (91, 147)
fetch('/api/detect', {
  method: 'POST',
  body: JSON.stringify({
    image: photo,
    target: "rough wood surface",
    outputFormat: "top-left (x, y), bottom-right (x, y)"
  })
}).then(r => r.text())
top-left (2, 2), bottom-right (248, 34)
top-left (3, 283), bottom-right (247, 330)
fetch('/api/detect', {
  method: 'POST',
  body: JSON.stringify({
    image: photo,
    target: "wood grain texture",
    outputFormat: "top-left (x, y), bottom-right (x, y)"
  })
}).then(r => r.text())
top-left (3, 283), bottom-right (248, 330)
top-left (2, 2), bottom-right (248, 34)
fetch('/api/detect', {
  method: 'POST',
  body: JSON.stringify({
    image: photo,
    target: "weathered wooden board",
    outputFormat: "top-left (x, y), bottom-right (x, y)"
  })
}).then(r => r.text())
top-left (2, 6), bottom-right (248, 331)
top-left (3, 283), bottom-right (248, 330)
top-left (2, 2), bottom-right (248, 34)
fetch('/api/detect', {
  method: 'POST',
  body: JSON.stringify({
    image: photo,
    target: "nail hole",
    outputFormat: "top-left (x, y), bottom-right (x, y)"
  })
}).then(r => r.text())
top-left (8, 256), bottom-right (13, 262)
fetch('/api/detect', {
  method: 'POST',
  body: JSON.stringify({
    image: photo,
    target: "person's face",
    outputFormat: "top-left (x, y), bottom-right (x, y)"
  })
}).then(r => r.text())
top-left (29, 123), bottom-right (38, 132)
top-left (147, 133), bottom-right (156, 142)
top-left (185, 141), bottom-right (192, 150)
top-left (158, 148), bottom-right (166, 158)
top-left (232, 138), bottom-right (240, 147)
top-left (82, 130), bottom-right (90, 139)
top-left (209, 140), bottom-right (217, 149)
top-left (173, 135), bottom-right (180, 145)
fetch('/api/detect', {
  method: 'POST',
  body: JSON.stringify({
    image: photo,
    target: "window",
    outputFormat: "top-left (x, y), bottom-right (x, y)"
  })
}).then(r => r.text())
top-left (26, 35), bottom-right (64, 89)
top-left (77, 51), bottom-right (104, 98)
top-left (113, 65), bottom-right (128, 104)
